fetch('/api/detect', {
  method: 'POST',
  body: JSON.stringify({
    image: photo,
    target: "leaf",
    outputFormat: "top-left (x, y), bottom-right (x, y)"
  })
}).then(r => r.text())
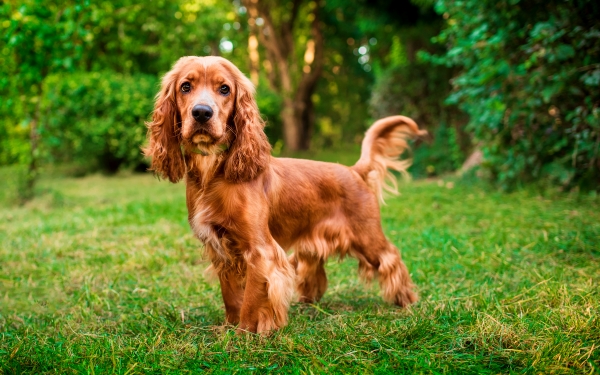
top-left (581, 69), bottom-right (600, 87)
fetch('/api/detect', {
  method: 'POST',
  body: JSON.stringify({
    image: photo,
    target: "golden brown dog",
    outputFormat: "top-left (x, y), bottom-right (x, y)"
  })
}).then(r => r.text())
top-left (144, 56), bottom-right (426, 334)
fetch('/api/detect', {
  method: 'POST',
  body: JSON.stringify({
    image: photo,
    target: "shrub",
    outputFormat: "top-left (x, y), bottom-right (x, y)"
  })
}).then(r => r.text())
top-left (0, 83), bottom-right (29, 167)
top-left (424, 0), bottom-right (600, 190)
top-left (40, 72), bottom-right (157, 174)
top-left (411, 124), bottom-right (463, 178)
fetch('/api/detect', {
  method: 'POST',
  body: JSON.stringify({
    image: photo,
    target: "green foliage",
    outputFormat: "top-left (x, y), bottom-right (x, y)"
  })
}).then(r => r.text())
top-left (255, 81), bottom-right (284, 144)
top-left (411, 124), bottom-right (463, 178)
top-left (0, 0), bottom-right (91, 200)
top-left (313, 1), bottom-right (442, 150)
top-left (371, 63), bottom-right (464, 177)
top-left (369, 22), bottom-right (470, 177)
top-left (0, 100), bottom-right (29, 166)
top-left (77, 0), bottom-right (238, 75)
top-left (0, 1), bottom-right (88, 86)
top-left (1, 174), bottom-right (598, 371)
top-left (312, 40), bottom-right (372, 147)
top-left (425, 0), bottom-right (600, 190)
top-left (40, 72), bottom-right (157, 174)
top-left (370, 62), bottom-right (454, 127)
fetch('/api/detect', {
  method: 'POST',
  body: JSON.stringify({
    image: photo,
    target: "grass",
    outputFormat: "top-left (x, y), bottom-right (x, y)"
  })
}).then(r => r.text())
top-left (1, 168), bottom-right (599, 374)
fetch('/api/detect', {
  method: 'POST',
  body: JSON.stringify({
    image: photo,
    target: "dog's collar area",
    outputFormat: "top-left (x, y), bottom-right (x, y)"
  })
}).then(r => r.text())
top-left (182, 143), bottom-right (229, 157)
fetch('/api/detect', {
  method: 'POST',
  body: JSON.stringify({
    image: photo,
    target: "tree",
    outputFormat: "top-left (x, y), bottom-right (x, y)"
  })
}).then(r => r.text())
top-left (241, 0), bottom-right (324, 151)
top-left (1, 0), bottom-right (88, 202)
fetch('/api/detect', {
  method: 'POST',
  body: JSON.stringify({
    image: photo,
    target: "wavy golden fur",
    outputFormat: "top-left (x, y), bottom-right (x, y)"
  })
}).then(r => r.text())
top-left (144, 56), bottom-right (426, 334)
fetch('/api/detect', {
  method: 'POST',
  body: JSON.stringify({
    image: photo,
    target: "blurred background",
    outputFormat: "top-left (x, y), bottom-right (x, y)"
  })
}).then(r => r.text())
top-left (1, 0), bottom-right (598, 203)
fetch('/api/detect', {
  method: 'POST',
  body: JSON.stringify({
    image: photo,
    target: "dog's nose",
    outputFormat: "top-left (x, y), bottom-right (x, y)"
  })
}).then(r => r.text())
top-left (192, 104), bottom-right (213, 123)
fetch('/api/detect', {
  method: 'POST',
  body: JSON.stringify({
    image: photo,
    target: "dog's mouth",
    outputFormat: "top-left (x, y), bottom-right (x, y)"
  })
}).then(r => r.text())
top-left (190, 127), bottom-right (224, 145)
top-left (192, 132), bottom-right (214, 145)
top-left (187, 130), bottom-right (228, 155)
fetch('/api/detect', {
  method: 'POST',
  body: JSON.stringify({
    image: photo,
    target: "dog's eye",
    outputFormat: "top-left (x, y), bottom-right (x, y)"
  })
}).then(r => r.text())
top-left (181, 82), bottom-right (191, 93)
top-left (219, 84), bottom-right (230, 96)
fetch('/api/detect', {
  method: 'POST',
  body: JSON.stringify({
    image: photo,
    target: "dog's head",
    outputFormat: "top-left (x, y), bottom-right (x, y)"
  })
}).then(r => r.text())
top-left (144, 56), bottom-right (271, 183)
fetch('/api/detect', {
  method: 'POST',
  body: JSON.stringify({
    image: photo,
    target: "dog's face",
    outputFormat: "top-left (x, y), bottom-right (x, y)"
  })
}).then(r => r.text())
top-left (174, 57), bottom-right (238, 152)
top-left (144, 56), bottom-right (271, 183)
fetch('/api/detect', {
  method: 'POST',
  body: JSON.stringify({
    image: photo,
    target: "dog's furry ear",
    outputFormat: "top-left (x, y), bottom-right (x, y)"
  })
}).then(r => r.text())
top-left (143, 68), bottom-right (186, 183)
top-left (224, 69), bottom-right (271, 182)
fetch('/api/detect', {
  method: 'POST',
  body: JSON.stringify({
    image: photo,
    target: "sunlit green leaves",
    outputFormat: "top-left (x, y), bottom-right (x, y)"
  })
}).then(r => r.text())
top-left (428, 0), bottom-right (600, 190)
top-left (39, 71), bottom-right (157, 173)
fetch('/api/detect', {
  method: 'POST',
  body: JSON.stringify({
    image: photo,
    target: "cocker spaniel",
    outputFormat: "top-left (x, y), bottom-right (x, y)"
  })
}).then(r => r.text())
top-left (144, 56), bottom-right (426, 334)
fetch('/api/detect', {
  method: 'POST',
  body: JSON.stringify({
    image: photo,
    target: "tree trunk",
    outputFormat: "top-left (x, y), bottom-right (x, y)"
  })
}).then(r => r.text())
top-left (281, 90), bottom-right (317, 151)
top-left (22, 90), bottom-right (41, 203)
top-left (242, 0), bottom-right (324, 152)
top-left (300, 93), bottom-right (315, 150)
top-left (281, 98), bottom-right (301, 150)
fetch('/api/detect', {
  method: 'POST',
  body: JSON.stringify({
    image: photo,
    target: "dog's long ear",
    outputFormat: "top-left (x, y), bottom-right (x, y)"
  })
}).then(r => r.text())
top-left (143, 67), bottom-right (186, 183)
top-left (224, 69), bottom-right (271, 182)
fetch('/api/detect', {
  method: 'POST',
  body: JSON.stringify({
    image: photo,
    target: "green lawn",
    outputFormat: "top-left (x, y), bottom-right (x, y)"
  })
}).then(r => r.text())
top-left (1, 171), bottom-right (599, 374)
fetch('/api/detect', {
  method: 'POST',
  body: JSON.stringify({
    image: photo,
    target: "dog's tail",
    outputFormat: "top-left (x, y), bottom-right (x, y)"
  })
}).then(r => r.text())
top-left (352, 115), bottom-right (427, 203)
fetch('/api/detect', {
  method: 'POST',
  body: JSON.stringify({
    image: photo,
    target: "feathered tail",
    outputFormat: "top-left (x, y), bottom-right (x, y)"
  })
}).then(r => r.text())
top-left (352, 115), bottom-right (427, 203)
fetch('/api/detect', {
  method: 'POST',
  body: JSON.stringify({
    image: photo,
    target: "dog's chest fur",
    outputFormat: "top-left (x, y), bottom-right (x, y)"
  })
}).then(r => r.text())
top-left (189, 195), bottom-right (246, 267)
top-left (189, 199), bottom-right (225, 256)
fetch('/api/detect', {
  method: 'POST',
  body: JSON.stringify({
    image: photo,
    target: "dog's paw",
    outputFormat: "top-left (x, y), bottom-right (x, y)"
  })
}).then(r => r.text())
top-left (237, 308), bottom-right (281, 335)
top-left (394, 288), bottom-right (418, 308)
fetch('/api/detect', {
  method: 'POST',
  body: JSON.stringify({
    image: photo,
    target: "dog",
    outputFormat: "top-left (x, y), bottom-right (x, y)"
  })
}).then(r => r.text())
top-left (144, 56), bottom-right (425, 333)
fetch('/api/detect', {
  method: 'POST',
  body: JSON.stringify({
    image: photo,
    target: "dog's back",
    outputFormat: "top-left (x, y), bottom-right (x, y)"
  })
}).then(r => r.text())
top-left (266, 157), bottom-right (379, 252)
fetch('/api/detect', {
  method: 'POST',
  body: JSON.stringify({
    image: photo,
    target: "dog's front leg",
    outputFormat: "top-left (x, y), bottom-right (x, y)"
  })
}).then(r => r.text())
top-left (218, 268), bottom-right (244, 325)
top-left (238, 242), bottom-right (295, 334)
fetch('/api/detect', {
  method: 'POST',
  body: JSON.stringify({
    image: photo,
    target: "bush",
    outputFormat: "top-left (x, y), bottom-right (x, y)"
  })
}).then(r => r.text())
top-left (0, 116), bottom-right (29, 167)
top-left (425, 0), bottom-right (600, 190)
top-left (40, 71), bottom-right (157, 174)
top-left (411, 124), bottom-right (463, 178)
top-left (0, 84), bottom-right (29, 167)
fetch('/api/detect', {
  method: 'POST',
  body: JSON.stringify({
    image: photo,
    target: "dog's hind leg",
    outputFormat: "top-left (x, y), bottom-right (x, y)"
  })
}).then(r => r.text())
top-left (353, 231), bottom-right (418, 307)
top-left (377, 241), bottom-right (418, 307)
top-left (290, 253), bottom-right (328, 303)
